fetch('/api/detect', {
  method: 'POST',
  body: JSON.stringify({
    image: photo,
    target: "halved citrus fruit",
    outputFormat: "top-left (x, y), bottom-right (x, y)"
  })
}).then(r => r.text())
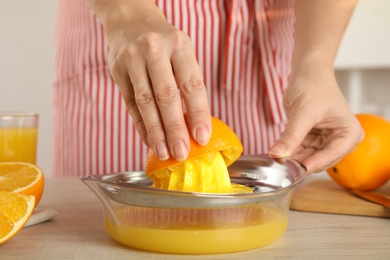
top-left (146, 115), bottom-right (251, 193)
top-left (0, 190), bottom-right (35, 244)
top-left (0, 162), bottom-right (44, 206)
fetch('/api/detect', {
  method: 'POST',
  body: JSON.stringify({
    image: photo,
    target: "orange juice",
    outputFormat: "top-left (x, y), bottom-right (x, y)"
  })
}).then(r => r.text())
top-left (104, 206), bottom-right (288, 254)
top-left (0, 127), bottom-right (38, 164)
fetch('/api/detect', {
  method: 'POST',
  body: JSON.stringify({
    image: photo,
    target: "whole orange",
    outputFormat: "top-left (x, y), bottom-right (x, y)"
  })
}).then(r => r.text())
top-left (146, 115), bottom-right (243, 175)
top-left (327, 113), bottom-right (390, 191)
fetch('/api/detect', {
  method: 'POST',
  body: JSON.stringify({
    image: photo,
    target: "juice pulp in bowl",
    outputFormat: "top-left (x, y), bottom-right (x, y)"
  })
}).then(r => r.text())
top-left (104, 205), bottom-right (288, 254)
top-left (0, 127), bottom-right (38, 164)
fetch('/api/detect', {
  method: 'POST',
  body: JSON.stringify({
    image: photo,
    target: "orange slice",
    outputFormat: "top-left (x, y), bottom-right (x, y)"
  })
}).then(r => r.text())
top-left (0, 191), bottom-right (35, 244)
top-left (146, 115), bottom-right (251, 193)
top-left (0, 162), bottom-right (44, 206)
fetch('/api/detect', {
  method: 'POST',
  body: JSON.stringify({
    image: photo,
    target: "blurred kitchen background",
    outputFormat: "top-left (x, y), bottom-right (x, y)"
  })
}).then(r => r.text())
top-left (1, 0), bottom-right (390, 177)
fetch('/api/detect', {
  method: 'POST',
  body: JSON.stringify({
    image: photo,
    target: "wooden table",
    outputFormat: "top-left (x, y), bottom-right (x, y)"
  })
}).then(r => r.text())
top-left (1, 177), bottom-right (389, 259)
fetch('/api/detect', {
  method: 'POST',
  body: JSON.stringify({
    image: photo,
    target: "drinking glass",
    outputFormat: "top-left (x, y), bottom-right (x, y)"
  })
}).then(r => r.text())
top-left (0, 112), bottom-right (39, 164)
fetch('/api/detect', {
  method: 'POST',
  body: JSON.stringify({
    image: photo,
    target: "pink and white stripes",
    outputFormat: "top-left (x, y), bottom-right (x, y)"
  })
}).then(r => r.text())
top-left (53, 0), bottom-right (295, 177)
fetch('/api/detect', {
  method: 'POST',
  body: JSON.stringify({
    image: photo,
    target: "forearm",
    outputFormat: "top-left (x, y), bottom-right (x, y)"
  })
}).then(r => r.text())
top-left (87, 0), bottom-right (165, 40)
top-left (291, 0), bottom-right (357, 74)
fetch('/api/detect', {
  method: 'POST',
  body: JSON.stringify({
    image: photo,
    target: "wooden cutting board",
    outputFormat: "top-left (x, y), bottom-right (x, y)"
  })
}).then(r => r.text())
top-left (290, 179), bottom-right (390, 218)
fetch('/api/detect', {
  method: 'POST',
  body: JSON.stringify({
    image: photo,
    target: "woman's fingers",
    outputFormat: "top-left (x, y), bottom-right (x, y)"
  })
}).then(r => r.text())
top-left (146, 51), bottom-right (190, 161)
top-left (171, 35), bottom-right (211, 146)
top-left (110, 57), bottom-right (149, 147)
top-left (269, 106), bottom-right (315, 159)
top-left (108, 20), bottom-right (211, 162)
top-left (300, 118), bottom-right (364, 173)
top-left (122, 43), bottom-right (174, 161)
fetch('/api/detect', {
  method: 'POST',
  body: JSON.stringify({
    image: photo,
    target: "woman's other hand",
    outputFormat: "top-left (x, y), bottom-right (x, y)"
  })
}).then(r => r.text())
top-left (269, 66), bottom-right (364, 173)
top-left (269, 0), bottom-right (361, 173)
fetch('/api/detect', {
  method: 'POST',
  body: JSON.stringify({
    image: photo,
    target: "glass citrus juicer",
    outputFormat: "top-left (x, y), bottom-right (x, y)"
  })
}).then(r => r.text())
top-left (81, 154), bottom-right (307, 254)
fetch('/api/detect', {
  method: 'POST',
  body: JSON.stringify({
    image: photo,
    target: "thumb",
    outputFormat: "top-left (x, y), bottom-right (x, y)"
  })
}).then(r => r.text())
top-left (269, 114), bottom-right (314, 158)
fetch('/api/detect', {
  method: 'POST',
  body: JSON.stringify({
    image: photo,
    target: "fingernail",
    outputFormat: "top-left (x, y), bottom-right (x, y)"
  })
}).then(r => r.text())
top-left (155, 141), bottom-right (169, 160)
top-left (173, 140), bottom-right (188, 161)
top-left (269, 143), bottom-right (287, 157)
top-left (195, 125), bottom-right (210, 146)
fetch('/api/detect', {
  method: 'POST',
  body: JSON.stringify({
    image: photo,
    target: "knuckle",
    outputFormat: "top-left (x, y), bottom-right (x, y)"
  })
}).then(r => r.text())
top-left (124, 98), bottom-right (138, 114)
top-left (135, 92), bottom-right (155, 107)
top-left (180, 76), bottom-right (204, 94)
top-left (134, 121), bottom-right (149, 145)
top-left (134, 120), bottom-right (144, 131)
top-left (280, 131), bottom-right (299, 143)
top-left (137, 32), bottom-right (162, 54)
top-left (166, 119), bottom-right (186, 132)
top-left (108, 57), bottom-right (124, 80)
top-left (122, 45), bottom-right (139, 61)
top-left (146, 123), bottom-right (164, 136)
top-left (172, 31), bottom-right (191, 50)
top-left (187, 109), bottom-right (210, 119)
top-left (155, 86), bottom-right (179, 103)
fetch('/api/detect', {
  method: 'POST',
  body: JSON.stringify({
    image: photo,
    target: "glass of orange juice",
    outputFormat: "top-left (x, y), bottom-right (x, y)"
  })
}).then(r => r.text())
top-left (0, 112), bottom-right (38, 164)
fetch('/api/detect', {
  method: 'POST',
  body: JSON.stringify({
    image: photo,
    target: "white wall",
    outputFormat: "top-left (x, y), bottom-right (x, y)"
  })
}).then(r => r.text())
top-left (1, 0), bottom-right (389, 177)
top-left (335, 0), bottom-right (390, 69)
top-left (334, 0), bottom-right (390, 118)
top-left (0, 1), bottom-right (57, 175)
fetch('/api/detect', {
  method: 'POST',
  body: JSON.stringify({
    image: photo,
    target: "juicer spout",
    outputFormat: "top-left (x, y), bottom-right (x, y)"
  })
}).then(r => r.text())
top-left (80, 176), bottom-right (119, 225)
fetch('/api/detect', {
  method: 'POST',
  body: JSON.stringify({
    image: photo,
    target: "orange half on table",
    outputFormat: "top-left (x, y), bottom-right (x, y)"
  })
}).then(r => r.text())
top-left (146, 116), bottom-right (252, 194)
top-left (0, 191), bottom-right (35, 244)
top-left (0, 162), bottom-right (44, 206)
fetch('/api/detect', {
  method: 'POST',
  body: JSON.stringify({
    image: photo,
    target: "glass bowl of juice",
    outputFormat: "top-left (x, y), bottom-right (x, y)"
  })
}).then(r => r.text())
top-left (81, 155), bottom-right (307, 254)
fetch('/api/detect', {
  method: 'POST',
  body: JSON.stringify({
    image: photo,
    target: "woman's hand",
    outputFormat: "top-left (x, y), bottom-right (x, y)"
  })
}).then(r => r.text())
top-left (269, 0), bottom-right (361, 173)
top-left (269, 66), bottom-right (364, 173)
top-left (89, 0), bottom-right (211, 162)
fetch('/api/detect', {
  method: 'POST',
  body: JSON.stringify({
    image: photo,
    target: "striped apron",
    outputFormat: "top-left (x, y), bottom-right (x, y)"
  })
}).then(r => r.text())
top-left (54, 0), bottom-right (295, 177)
